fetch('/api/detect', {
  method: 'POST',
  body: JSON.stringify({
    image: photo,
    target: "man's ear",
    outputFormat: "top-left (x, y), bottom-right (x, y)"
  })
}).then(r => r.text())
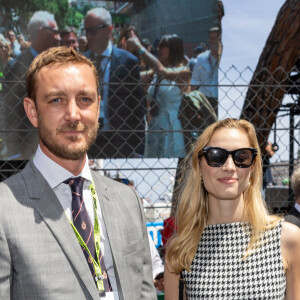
top-left (97, 95), bottom-right (101, 118)
top-left (23, 97), bottom-right (38, 128)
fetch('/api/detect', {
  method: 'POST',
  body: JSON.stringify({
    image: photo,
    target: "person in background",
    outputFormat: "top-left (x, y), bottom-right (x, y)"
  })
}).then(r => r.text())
top-left (0, 34), bottom-right (12, 73)
top-left (6, 29), bottom-right (21, 58)
top-left (0, 34), bottom-right (12, 161)
top-left (84, 7), bottom-right (145, 158)
top-left (127, 33), bottom-right (190, 158)
top-left (141, 38), bottom-right (153, 54)
top-left (187, 43), bottom-right (207, 73)
top-left (20, 41), bottom-right (31, 53)
top-left (285, 166), bottom-right (300, 227)
top-left (161, 216), bottom-right (176, 256)
top-left (117, 25), bottom-right (139, 53)
top-left (262, 140), bottom-right (276, 190)
top-left (113, 176), bottom-right (165, 294)
top-left (191, 27), bottom-right (219, 116)
top-left (78, 35), bottom-right (88, 53)
top-left (165, 118), bottom-right (300, 299)
top-left (60, 26), bottom-right (78, 51)
top-left (17, 34), bottom-right (25, 44)
top-left (0, 46), bottom-right (156, 299)
top-left (4, 10), bottom-right (61, 163)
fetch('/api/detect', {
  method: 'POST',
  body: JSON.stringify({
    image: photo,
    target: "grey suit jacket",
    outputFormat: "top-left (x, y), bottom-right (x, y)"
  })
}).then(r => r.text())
top-left (0, 159), bottom-right (156, 300)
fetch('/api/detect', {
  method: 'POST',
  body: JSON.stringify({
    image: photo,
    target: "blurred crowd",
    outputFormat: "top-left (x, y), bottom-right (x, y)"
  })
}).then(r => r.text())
top-left (0, 7), bottom-right (222, 162)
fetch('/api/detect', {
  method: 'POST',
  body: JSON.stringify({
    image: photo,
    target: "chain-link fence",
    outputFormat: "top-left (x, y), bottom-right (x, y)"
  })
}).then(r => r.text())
top-left (0, 0), bottom-right (299, 253)
top-left (1, 60), bottom-right (300, 254)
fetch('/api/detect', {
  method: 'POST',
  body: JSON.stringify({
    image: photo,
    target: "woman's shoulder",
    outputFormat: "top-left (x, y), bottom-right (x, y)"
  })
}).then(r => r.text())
top-left (280, 221), bottom-right (300, 271)
top-left (281, 221), bottom-right (300, 247)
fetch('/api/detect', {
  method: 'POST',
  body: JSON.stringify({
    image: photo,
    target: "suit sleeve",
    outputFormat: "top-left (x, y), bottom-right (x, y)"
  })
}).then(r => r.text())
top-left (0, 219), bottom-right (12, 299)
top-left (134, 191), bottom-right (157, 299)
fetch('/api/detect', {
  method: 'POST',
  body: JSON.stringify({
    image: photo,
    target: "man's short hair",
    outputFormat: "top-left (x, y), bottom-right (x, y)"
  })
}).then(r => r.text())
top-left (60, 26), bottom-right (77, 38)
top-left (86, 7), bottom-right (112, 25)
top-left (26, 46), bottom-right (98, 102)
top-left (27, 11), bottom-right (56, 41)
top-left (291, 166), bottom-right (300, 199)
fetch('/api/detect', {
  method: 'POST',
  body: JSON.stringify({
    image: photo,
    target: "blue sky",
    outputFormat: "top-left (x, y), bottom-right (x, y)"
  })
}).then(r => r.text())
top-left (218, 0), bottom-right (296, 166)
top-left (220, 0), bottom-right (286, 70)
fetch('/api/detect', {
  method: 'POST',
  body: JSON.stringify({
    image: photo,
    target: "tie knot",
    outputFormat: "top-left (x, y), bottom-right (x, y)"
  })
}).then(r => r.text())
top-left (64, 177), bottom-right (84, 196)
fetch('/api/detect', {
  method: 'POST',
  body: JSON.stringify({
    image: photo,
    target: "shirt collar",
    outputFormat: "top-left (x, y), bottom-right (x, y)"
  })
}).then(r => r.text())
top-left (33, 145), bottom-right (93, 189)
top-left (101, 40), bottom-right (112, 57)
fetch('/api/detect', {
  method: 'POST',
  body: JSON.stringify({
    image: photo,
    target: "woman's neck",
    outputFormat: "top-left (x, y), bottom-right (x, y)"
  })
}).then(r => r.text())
top-left (207, 195), bottom-right (245, 225)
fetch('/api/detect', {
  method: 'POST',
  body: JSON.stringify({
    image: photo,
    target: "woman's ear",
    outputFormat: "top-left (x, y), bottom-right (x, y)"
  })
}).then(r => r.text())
top-left (23, 97), bottom-right (38, 128)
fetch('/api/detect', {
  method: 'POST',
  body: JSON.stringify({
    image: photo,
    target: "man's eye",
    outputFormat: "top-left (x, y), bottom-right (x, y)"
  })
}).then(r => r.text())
top-left (51, 98), bottom-right (61, 103)
top-left (80, 97), bottom-right (91, 103)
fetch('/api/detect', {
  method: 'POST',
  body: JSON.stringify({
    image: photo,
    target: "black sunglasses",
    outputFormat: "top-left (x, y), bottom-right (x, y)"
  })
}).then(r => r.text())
top-left (84, 24), bottom-right (109, 35)
top-left (200, 147), bottom-right (257, 168)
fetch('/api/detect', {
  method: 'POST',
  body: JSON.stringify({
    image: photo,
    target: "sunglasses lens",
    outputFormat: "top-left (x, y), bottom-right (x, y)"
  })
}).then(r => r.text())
top-left (86, 28), bottom-right (96, 35)
top-left (233, 149), bottom-right (253, 168)
top-left (203, 147), bottom-right (255, 168)
top-left (206, 148), bottom-right (228, 167)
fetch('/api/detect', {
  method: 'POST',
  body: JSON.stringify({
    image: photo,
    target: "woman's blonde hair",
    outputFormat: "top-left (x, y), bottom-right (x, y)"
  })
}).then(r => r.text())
top-left (166, 118), bottom-right (281, 274)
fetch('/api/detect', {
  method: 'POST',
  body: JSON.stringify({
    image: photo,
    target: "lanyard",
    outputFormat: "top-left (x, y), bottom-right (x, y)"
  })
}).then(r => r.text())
top-left (67, 181), bottom-right (105, 293)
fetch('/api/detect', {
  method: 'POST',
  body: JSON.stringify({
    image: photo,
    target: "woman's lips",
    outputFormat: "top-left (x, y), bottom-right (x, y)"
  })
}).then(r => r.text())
top-left (218, 177), bottom-right (237, 184)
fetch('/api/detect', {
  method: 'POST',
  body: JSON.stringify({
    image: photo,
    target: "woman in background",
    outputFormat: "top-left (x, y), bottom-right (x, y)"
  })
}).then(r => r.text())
top-left (165, 118), bottom-right (300, 299)
top-left (127, 34), bottom-right (190, 158)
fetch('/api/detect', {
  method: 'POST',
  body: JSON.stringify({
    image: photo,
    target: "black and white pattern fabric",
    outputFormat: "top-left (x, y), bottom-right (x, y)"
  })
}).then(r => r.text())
top-left (183, 220), bottom-right (286, 299)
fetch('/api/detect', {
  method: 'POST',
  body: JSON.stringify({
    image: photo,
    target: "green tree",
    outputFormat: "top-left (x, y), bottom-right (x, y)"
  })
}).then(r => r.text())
top-left (0, 0), bottom-right (88, 35)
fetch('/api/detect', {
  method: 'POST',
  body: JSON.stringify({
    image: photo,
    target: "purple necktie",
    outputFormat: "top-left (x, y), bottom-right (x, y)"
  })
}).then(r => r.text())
top-left (64, 177), bottom-right (112, 293)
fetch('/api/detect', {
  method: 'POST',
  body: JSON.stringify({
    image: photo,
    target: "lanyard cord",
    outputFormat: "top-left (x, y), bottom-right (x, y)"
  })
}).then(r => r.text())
top-left (66, 181), bottom-right (105, 292)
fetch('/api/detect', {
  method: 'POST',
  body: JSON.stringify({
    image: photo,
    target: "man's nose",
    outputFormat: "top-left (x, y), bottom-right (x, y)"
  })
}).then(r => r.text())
top-left (65, 100), bottom-right (80, 122)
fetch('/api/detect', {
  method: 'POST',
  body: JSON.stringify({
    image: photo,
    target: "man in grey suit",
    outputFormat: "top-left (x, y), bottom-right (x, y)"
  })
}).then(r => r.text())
top-left (0, 47), bottom-right (156, 299)
top-left (285, 166), bottom-right (300, 227)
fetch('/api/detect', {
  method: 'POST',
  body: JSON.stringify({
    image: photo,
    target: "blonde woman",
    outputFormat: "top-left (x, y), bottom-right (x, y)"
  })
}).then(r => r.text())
top-left (165, 118), bottom-right (300, 299)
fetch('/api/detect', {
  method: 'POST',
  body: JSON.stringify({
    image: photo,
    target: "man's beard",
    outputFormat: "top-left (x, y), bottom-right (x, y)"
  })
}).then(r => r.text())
top-left (38, 117), bottom-right (99, 160)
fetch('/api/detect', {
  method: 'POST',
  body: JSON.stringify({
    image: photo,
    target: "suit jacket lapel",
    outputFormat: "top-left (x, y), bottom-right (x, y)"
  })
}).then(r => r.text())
top-left (22, 160), bottom-right (100, 299)
top-left (109, 47), bottom-right (118, 82)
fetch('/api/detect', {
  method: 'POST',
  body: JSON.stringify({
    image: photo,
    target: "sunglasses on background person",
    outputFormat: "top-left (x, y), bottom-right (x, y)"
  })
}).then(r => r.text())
top-left (83, 24), bottom-right (109, 36)
top-left (42, 27), bottom-right (60, 35)
top-left (200, 147), bottom-right (258, 168)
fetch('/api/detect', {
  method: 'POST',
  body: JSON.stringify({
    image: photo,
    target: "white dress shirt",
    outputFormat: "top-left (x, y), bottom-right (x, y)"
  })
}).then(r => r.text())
top-left (147, 233), bottom-right (164, 279)
top-left (33, 145), bottom-right (118, 299)
top-left (295, 202), bottom-right (300, 213)
top-left (191, 50), bottom-right (218, 98)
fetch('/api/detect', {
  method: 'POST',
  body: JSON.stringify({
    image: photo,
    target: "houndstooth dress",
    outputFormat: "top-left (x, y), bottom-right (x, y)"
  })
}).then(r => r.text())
top-left (182, 220), bottom-right (286, 299)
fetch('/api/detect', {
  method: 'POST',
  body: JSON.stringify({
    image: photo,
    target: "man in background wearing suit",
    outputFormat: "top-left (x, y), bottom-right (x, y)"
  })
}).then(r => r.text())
top-left (285, 166), bottom-right (300, 228)
top-left (84, 8), bottom-right (145, 158)
top-left (0, 47), bottom-right (156, 300)
top-left (4, 10), bottom-right (61, 161)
